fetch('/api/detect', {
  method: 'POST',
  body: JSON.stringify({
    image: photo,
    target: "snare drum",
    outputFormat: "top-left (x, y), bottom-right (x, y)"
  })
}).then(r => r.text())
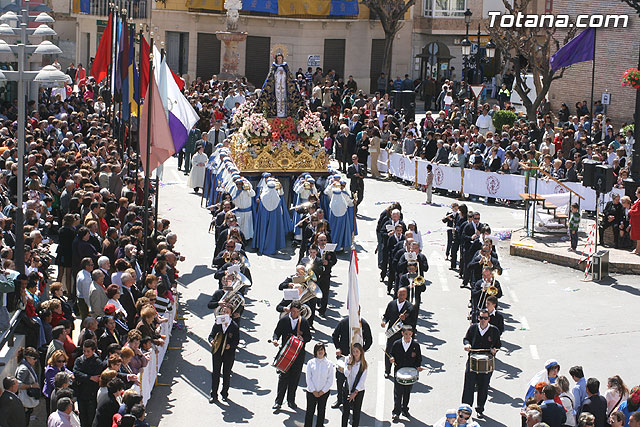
top-left (395, 367), bottom-right (419, 385)
top-left (273, 336), bottom-right (303, 373)
top-left (469, 353), bottom-right (495, 374)
top-left (385, 321), bottom-right (404, 339)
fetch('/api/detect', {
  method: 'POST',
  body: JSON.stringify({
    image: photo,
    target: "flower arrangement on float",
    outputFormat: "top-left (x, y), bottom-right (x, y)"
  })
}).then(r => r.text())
top-left (231, 101), bottom-right (255, 128)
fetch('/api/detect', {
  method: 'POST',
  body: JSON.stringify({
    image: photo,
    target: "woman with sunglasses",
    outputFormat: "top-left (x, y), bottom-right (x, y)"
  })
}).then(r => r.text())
top-left (14, 346), bottom-right (41, 426)
top-left (43, 349), bottom-right (74, 415)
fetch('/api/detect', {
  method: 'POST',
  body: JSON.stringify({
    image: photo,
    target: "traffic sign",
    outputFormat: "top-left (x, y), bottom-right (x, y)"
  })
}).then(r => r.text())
top-left (601, 92), bottom-right (611, 105)
top-left (470, 84), bottom-right (485, 99)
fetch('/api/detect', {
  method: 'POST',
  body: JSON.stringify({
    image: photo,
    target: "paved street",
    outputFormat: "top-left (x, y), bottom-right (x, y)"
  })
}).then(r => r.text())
top-left (146, 158), bottom-right (639, 426)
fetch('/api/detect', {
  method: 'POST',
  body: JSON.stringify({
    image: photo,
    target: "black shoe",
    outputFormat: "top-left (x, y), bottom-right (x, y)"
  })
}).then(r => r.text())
top-left (475, 408), bottom-right (484, 417)
top-left (392, 414), bottom-right (400, 423)
top-left (402, 410), bottom-right (410, 418)
top-left (331, 400), bottom-right (342, 409)
top-left (384, 373), bottom-right (391, 379)
top-left (287, 402), bottom-right (298, 410)
top-left (272, 403), bottom-right (281, 411)
top-left (209, 396), bottom-right (218, 403)
top-left (221, 394), bottom-right (228, 402)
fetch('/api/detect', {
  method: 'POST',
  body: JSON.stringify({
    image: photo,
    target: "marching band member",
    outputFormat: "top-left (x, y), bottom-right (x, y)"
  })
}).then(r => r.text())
top-left (277, 281), bottom-right (316, 328)
top-left (231, 178), bottom-right (255, 241)
top-left (381, 287), bottom-right (416, 378)
top-left (331, 307), bottom-right (372, 409)
top-left (341, 343), bottom-right (368, 427)
top-left (213, 250), bottom-right (252, 291)
top-left (395, 241), bottom-right (429, 296)
top-left (208, 305), bottom-right (240, 403)
top-left (299, 213), bottom-right (319, 264)
top-left (462, 308), bottom-right (501, 417)
top-left (380, 209), bottom-right (405, 282)
top-left (328, 184), bottom-right (355, 251)
top-left (212, 239), bottom-right (248, 270)
top-left (387, 235), bottom-right (413, 295)
top-left (271, 301), bottom-right (312, 412)
top-left (314, 236), bottom-right (336, 316)
top-left (389, 325), bottom-right (424, 422)
top-left (253, 180), bottom-right (289, 255)
top-left (397, 261), bottom-right (426, 310)
top-left (293, 174), bottom-right (317, 244)
top-left (207, 273), bottom-right (244, 325)
top-left (470, 267), bottom-right (503, 322)
top-left (486, 296), bottom-right (505, 335)
top-left (304, 343), bottom-right (334, 427)
top-left (376, 203), bottom-right (403, 281)
top-left (461, 211), bottom-right (483, 288)
top-left (385, 225), bottom-right (405, 293)
top-left (466, 244), bottom-right (501, 287)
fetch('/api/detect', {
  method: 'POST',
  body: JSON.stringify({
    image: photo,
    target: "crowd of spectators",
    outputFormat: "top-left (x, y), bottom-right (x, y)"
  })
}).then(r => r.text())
top-left (0, 76), bottom-right (183, 426)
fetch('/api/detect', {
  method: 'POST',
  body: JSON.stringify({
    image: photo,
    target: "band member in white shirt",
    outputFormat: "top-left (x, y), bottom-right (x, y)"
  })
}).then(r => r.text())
top-left (304, 343), bottom-right (334, 427)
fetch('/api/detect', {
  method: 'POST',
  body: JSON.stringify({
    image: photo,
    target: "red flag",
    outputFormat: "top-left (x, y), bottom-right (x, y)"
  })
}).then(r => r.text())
top-left (139, 36), bottom-right (184, 98)
top-left (139, 68), bottom-right (176, 173)
top-left (140, 36), bottom-right (150, 99)
top-left (90, 11), bottom-right (113, 83)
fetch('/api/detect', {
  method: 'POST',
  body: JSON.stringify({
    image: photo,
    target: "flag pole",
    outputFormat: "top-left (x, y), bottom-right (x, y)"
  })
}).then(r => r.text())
top-left (142, 35), bottom-right (154, 275)
top-left (589, 28), bottom-right (597, 119)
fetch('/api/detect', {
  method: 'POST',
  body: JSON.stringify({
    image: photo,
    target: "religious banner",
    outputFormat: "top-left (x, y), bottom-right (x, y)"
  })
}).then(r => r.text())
top-left (388, 153), bottom-right (415, 182)
top-left (330, 0), bottom-right (359, 15)
top-left (244, 0), bottom-right (278, 13)
top-left (415, 158), bottom-right (462, 192)
top-left (278, 0), bottom-right (331, 15)
top-left (463, 168), bottom-right (525, 200)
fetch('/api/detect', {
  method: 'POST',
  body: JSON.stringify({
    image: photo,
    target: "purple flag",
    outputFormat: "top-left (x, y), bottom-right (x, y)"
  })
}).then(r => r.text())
top-left (550, 28), bottom-right (595, 72)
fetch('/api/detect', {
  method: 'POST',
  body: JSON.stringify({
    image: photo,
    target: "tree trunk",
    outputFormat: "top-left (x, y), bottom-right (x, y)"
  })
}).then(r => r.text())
top-left (382, 29), bottom-right (397, 82)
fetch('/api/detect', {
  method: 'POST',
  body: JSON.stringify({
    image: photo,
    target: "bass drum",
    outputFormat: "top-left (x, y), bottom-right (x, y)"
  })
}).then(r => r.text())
top-left (273, 336), bottom-right (303, 373)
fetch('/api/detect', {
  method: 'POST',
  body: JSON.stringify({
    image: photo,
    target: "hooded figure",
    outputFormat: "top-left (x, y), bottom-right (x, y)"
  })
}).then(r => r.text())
top-left (328, 185), bottom-right (355, 251)
top-left (253, 180), bottom-right (290, 255)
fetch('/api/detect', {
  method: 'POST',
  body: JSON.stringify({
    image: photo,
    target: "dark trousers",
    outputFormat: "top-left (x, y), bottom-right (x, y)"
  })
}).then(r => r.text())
top-left (211, 351), bottom-right (235, 397)
top-left (570, 230), bottom-right (578, 250)
top-left (351, 182), bottom-right (364, 206)
top-left (78, 398), bottom-right (97, 427)
top-left (184, 150), bottom-right (193, 173)
top-left (462, 368), bottom-right (492, 412)
top-left (305, 391), bottom-right (329, 427)
top-left (178, 149), bottom-right (185, 170)
top-left (450, 239), bottom-right (460, 269)
top-left (25, 407), bottom-right (34, 426)
top-left (317, 278), bottom-right (330, 314)
top-left (341, 390), bottom-right (365, 427)
top-left (446, 230), bottom-right (454, 258)
top-left (393, 381), bottom-right (413, 414)
top-left (276, 353), bottom-right (305, 405)
top-left (335, 370), bottom-right (346, 403)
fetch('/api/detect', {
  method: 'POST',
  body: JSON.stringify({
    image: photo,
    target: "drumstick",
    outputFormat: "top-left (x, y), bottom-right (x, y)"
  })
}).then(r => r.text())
top-left (382, 349), bottom-right (397, 365)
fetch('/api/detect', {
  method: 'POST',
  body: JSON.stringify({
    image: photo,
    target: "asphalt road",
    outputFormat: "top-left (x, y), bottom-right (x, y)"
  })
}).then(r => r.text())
top-left (145, 157), bottom-right (639, 426)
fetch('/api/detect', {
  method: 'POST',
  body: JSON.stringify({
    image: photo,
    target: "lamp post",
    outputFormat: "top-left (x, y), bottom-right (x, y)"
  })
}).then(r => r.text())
top-left (0, 0), bottom-right (70, 275)
top-left (462, 8), bottom-right (472, 83)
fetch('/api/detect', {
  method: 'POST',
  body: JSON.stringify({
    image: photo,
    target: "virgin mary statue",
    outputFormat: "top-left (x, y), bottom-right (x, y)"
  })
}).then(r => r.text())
top-left (254, 51), bottom-right (306, 118)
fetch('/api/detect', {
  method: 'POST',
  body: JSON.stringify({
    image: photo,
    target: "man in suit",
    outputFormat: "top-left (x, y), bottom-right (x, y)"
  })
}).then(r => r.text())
top-left (184, 126), bottom-right (201, 174)
top-left (578, 378), bottom-right (608, 427)
top-left (196, 132), bottom-right (211, 158)
top-left (0, 376), bottom-right (26, 427)
top-left (207, 120), bottom-right (227, 156)
top-left (541, 384), bottom-right (567, 427)
top-left (385, 224), bottom-right (405, 294)
top-left (208, 305), bottom-right (240, 403)
top-left (461, 211), bottom-right (483, 288)
top-left (119, 272), bottom-right (140, 329)
top-left (381, 287), bottom-right (416, 378)
top-left (599, 194), bottom-right (624, 248)
top-left (390, 325), bottom-right (424, 421)
top-left (380, 209), bottom-right (406, 282)
top-left (73, 340), bottom-right (107, 427)
top-left (271, 301), bottom-right (312, 412)
top-left (347, 154), bottom-right (366, 208)
top-left (461, 309), bottom-right (501, 417)
top-left (46, 326), bottom-right (68, 362)
top-left (331, 307), bottom-right (373, 408)
top-left (315, 235), bottom-right (337, 316)
top-left (485, 296), bottom-right (505, 335)
top-left (395, 242), bottom-right (429, 298)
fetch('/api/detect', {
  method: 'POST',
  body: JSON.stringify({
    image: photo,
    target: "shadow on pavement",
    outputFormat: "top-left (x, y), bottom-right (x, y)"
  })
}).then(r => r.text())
top-left (179, 264), bottom-right (215, 286)
top-left (494, 357), bottom-right (523, 380)
top-left (488, 386), bottom-right (523, 408)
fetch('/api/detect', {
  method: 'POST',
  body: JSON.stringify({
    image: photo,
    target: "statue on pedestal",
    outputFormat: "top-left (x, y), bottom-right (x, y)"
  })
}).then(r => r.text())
top-left (254, 46), bottom-right (306, 119)
top-left (224, 0), bottom-right (241, 31)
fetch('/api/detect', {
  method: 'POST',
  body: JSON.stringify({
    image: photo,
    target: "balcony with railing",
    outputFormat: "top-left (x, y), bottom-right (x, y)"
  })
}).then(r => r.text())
top-left (71, 0), bottom-right (148, 19)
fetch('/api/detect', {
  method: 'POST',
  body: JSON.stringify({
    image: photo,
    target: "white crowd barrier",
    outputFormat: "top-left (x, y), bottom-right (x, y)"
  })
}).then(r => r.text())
top-left (135, 298), bottom-right (178, 405)
top-left (368, 152), bottom-right (624, 211)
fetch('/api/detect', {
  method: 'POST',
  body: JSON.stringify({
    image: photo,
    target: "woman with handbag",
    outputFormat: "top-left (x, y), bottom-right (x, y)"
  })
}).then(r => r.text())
top-left (341, 342), bottom-right (368, 427)
top-left (605, 375), bottom-right (629, 417)
top-left (304, 342), bottom-right (334, 427)
top-left (14, 346), bottom-right (41, 426)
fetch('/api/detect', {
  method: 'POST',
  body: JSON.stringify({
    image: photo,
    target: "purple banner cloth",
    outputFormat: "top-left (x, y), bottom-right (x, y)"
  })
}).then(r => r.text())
top-left (550, 28), bottom-right (595, 72)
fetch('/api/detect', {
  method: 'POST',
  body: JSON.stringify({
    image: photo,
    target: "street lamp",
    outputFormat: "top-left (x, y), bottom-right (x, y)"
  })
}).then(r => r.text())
top-left (0, 0), bottom-right (70, 275)
top-left (460, 38), bottom-right (471, 56)
top-left (485, 40), bottom-right (496, 59)
top-left (463, 9), bottom-right (472, 83)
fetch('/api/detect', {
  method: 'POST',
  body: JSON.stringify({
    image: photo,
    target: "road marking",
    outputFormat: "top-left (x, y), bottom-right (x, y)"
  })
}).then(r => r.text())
top-left (378, 332), bottom-right (386, 346)
top-left (430, 252), bottom-right (450, 292)
top-left (375, 361), bottom-right (385, 427)
top-left (520, 316), bottom-right (529, 330)
top-left (530, 345), bottom-right (540, 360)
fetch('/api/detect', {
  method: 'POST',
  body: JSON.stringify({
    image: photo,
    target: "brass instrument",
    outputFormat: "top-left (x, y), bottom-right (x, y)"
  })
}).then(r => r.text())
top-left (211, 332), bottom-right (223, 353)
top-left (477, 280), bottom-right (499, 311)
top-left (243, 182), bottom-right (251, 190)
top-left (303, 181), bottom-right (311, 190)
top-left (279, 289), bottom-right (314, 320)
top-left (303, 262), bottom-right (323, 299)
top-left (213, 272), bottom-right (250, 316)
top-left (413, 276), bottom-right (426, 287)
top-left (290, 201), bottom-right (315, 213)
top-left (223, 251), bottom-right (232, 263)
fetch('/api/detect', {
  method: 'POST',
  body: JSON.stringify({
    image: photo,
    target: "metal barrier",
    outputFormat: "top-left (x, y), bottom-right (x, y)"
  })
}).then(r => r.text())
top-left (0, 309), bottom-right (23, 353)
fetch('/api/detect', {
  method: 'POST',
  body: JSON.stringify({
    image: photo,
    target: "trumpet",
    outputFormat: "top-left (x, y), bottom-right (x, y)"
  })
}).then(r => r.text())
top-left (243, 182), bottom-right (251, 190)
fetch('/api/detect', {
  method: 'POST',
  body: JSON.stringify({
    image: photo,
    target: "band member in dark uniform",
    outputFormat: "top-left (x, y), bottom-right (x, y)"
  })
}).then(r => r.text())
top-left (208, 305), bottom-right (240, 403)
top-left (470, 267), bottom-right (503, 322)
top-left (381, 287), bottom-right (415, 378)
top-left (278, 266), bottom-right (316, 328)
top-left (213, 251), bottom-right (252, 291)
top-left (466, 243), bottom-right (501, 287)
top-left (395, 242), bottom-right (429, 297)
top-left (397, 261), bottom-right (426, 310)
top-left (207, 273), bottom-right (244, 327)
top-left (271, 301), bottom-right (312, 412)
top-left (389, 325), bottom-right (424, 421)
top-left (380, 209), bottom-right (405, 281)
top-left (315, 235), bottom-right (337, 316)
top-left (486, 296), bottom-right (504, 335)
top-left (462, 308), bottom-right (501, 417)
top-left (331, 307), bottom-right (372, 409)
